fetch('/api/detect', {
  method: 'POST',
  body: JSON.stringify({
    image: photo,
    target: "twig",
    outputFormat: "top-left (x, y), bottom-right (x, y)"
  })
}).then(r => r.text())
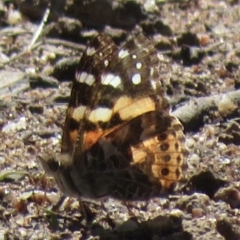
top-left (27, 8), bottom-right (50, 50)
top-left (45, 38), bottom-right (86, 51)
top-left (172, 90), bottom-right (240, 131)
top-left (1, 8), bottom-right (50, 65)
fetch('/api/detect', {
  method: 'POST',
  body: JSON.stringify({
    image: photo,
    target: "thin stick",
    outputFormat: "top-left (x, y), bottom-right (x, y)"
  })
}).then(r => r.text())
top-left (1, 8), bottom-right (50, 65)
top-left (45, 38), bottom-right (86, 51)
top-left (27, 8), bottom-right (50, 50)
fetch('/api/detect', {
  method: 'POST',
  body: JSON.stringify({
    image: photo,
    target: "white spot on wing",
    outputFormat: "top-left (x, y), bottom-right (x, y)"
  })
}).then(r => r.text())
top-left (101, 73), bottom-right (121, 88)
top-left (89, 108), bottom-right (112, 122)
top-left (77, 72), bottom-right (95, 86)
top-left (150, 79), bottom-right (157, 90)
top-left (104, 60), bottom-right (109, 67)
top-left (136, 62), bottom-right (142, 69)
top-left (150, 67), bottom-right (155, 77)
top-left (132, 54), bottom-right (137, 59)
top-left (72, 106), bottom-right (87, 121)
top-left (118, 49), bottom-right (129, 58)
top-left (132, 73), bottom-right (141, 84)
top-left (86, 47), bottom-right (96, 56)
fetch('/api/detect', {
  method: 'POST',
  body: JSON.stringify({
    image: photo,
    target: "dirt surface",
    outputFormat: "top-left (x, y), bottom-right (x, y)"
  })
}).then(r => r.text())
top-left (0, 0), bottom-right (240, 239)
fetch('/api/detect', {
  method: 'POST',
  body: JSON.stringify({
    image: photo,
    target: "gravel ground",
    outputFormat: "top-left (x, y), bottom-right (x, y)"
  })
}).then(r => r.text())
top-left (0, 0), bottom-right (240, 239)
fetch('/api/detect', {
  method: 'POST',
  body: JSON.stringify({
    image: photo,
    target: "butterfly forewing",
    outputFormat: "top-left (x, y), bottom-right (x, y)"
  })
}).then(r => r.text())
top-left (61, 34), bottom-right (118, 154)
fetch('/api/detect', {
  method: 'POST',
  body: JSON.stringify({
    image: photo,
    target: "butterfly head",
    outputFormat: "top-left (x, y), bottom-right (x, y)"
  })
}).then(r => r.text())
top-left (38, 153), bottom-right (81, 197)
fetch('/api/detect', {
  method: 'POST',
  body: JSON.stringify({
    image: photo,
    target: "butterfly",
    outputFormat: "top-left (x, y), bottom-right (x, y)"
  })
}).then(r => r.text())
top-left (39, 32), bottom-right (188, 200)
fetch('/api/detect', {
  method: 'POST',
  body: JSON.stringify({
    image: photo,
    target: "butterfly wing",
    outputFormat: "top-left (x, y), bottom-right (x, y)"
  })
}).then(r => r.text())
top-left (61, 33), bottom-right (119, 155)
top-left (41, 33), bottom-right (187, 200)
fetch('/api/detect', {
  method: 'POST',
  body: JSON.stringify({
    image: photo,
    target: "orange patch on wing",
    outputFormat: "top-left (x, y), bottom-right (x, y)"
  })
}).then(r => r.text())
top-left (85, 128), bottom-right (104, 150)
top-left (69, 128), bottom-right (104, 150)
